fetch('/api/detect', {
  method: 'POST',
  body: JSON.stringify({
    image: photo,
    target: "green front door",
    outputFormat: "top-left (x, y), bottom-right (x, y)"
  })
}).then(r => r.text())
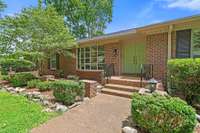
top-left (122, 43), bottom-right (145, 74)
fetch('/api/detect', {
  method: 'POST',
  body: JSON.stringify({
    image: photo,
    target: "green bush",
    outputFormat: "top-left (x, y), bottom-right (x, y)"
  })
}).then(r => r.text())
top-left (27, 79), bottom-right (42, 89)
top-left (168, 58), bottom-right (200, 104)
top-left (131, 93), bottom-right (197, 133)
top-left (36, 81), bottom-right (53, 91)
top-left (0, 58), bottom-right (36, 75)
top-left (1, 75), bottom-right (10, 81)
top-left (10, 72), bottom-right (36, 87)
top-left (6, 51), bottom-right (43, 64)
top-left (52, 80), bottom-right (85, 105)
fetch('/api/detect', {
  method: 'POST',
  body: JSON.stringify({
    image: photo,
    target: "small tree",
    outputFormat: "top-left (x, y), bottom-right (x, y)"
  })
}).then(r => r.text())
top-left (45, 0), bottom-right (113, 39)
top-left (0, 6), bottom-right (76, 58)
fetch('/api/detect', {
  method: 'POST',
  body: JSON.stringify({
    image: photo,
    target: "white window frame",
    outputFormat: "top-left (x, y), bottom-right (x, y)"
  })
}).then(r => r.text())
top-left (76, 45), bottom-right (104, 71)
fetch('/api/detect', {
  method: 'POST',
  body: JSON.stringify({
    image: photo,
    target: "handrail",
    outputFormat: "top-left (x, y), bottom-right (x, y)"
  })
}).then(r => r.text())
top-left (140, 64), bottom-right (153, 87)
top-left (103, 64), bottom-right (115, 83)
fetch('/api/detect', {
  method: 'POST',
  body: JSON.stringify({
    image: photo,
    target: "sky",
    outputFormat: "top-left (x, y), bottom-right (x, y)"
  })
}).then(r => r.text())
top-left (2, 0), bottom-right (200, 33)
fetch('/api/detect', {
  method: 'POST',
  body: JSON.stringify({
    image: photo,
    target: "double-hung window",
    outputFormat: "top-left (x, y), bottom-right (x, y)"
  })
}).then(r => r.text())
top-left (77, 45), bottom-right (105, 70)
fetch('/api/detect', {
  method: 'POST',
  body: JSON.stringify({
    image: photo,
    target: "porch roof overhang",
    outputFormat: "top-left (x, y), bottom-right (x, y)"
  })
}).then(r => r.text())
top-left (77, 14), bottom-right (200, 45)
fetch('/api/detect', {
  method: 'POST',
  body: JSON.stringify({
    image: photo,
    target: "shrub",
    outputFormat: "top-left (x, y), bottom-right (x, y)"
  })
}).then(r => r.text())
top-left (131, 93), bottom-right (197, 133)
top-left (10, 72), bottom-right (36, 87)
top-left (52, 80), bottom-right (85, 105)
top-left (27, 79), bottom-right (42, 89)
top-left (1, 75), bottom-right (10, 81)
top-left (0, 58), bottom-right (36, 75)
top-left (7, 51), bottom-right (43, 64)
top-left (36, 81), bottom-right (53, 91)
top-left (56, 69), bottom-right (65, 78)
top-left (168, 58), bottom-right (200, 104)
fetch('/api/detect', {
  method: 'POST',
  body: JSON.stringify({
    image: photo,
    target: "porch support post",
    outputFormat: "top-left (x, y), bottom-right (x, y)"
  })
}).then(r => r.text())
top-left (168, 25), bottom-right (173, 59)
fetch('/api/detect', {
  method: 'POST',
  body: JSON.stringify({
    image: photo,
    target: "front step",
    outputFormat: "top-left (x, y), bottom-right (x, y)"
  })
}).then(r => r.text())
top-left (108, 78), bottom-right (148, 88)
top-left (105, 84), bottom-right (140, 92)
top-left (102, 88), bottom-right (133, 98)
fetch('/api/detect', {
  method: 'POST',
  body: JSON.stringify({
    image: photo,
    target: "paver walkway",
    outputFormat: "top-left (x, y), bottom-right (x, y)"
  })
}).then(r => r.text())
top-left (31, 94), bottom-right (131, 133)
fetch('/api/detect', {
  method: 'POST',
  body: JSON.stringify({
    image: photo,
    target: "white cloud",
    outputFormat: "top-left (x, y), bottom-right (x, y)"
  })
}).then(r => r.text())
top-left (157, 0), bottom-right (200, 10)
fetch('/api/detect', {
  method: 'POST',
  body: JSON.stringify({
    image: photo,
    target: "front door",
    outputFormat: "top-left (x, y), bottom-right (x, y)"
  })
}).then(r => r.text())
top-left (122, 43), bottom-right (145, 74)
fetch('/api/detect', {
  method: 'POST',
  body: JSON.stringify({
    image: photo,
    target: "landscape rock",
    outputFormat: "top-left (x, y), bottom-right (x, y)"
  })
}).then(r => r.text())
top-left (6, 87), bottom-right (15, 91)
top-left (122, 126), bottom-right (138, 133)
top-left (42, 108), bottom-right (54, 113)
top-left (1, 84), bottom-right (83, 112)
top-left (138, 88), bottom-right (151, 95)
top-left (139, 88), bottom-right (168, 96)
top-left (68, 102), bottom-right (82, 109)
top-left (42, 100), bottom-right (50, 106)
top-left (32, 98), bottom-right (41, 103)
top-left (83, 97), bottom-right (90, 102)
top-left (75, 96), bottom-right (83, 101)
top-left (196, 114), bottom-right (200, 122)
top-left (15, 87), bottom-right (26, 93)
top-left (49, 103), bottom-right (57, 109)
top-left (55, 104), bottom-right (68, 112)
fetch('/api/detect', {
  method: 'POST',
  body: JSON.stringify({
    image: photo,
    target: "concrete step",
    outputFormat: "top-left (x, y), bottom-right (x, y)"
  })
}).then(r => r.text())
top-left (101, 88), bottom-right (133, 98)
top-left (104, 84), bottom-right (140, 92)
top-left (108, 79), bottom-right (148, 88)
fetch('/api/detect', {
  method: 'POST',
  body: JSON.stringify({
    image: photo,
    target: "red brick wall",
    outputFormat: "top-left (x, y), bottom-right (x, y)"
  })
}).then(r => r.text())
top-left (146, 32), bottom-right (168, 82)
top-left (40, 50), bottom-right (76, 77)
top-left (76, 70), bottom-right (104, 84)
top-left (104, 43), bottom-right (121, 75)
top-left (40, 49), bottom-right (104, 83)
top-left (40, 60), bottom-right (56, 75)
top-left (59, 50), bottom-right (76, 76)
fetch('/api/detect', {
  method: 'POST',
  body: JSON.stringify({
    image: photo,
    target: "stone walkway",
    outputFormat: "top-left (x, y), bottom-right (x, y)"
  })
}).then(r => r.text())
top-left (31, 94), bottom-right (131, 133)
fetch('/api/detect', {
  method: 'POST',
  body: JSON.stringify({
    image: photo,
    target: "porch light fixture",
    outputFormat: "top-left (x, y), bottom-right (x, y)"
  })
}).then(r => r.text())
top-left (147, 78), bottom-right (158, 92)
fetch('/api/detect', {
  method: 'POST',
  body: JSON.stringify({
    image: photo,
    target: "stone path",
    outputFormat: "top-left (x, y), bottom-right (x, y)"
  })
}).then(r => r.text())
top-left (31, 94), bottom-right (131, 133)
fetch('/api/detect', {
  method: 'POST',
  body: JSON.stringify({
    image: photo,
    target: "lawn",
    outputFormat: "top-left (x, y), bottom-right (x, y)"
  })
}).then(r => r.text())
top-left (0, 92), bottom-right (56, 133)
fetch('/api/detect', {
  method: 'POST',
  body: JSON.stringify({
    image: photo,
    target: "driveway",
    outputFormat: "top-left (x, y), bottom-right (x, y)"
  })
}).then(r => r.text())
top-left (31, 94), bottom-right (131, 133)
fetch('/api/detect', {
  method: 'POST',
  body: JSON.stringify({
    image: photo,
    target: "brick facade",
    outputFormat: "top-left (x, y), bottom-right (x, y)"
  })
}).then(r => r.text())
top-left (41, 33), bottom-right (169, 84)
top-left (104, 42), bottom-right (121, 76)
top-left (76, 70), bottom-right (104, 84)
top-left (59, 51), bottom-right (76, 76)
top-left (146, 32), bottom-right (168, 82)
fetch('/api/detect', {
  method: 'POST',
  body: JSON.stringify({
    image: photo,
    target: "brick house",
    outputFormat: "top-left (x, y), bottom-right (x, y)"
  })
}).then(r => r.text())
top-left (40, 15), bottom-right (200, 90)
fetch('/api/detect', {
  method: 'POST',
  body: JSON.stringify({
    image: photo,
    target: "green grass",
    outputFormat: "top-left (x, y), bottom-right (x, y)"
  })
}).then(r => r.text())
top-left (0, 92), bottom-right (57, 133)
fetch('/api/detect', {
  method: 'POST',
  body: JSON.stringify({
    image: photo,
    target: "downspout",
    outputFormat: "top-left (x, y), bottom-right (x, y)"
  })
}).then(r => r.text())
top-left (168, 25), bottom-right (173, 59)
top-left (167, 25), bottom-right (173, 91)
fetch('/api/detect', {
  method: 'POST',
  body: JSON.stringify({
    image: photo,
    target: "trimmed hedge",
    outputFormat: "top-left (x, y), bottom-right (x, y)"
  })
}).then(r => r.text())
top-left (52, 80), bottom-right (85, 105)
top-left (10, 72), bottom-right (36, 87)
top-left (0, 58), bottom-right (35, 75)
top-left (131, 93), bottom-right (197, 133)
top-left (168, 58), bottom-right (200, 104)
top-left (36, 81), bottom-right (53, 91)
top-left (27, 79), bottom-right (42, 89)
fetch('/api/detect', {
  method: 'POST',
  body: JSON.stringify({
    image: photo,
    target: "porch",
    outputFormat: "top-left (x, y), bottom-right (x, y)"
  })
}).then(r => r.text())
top-left (101, 74), bottom-right (149, 98)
